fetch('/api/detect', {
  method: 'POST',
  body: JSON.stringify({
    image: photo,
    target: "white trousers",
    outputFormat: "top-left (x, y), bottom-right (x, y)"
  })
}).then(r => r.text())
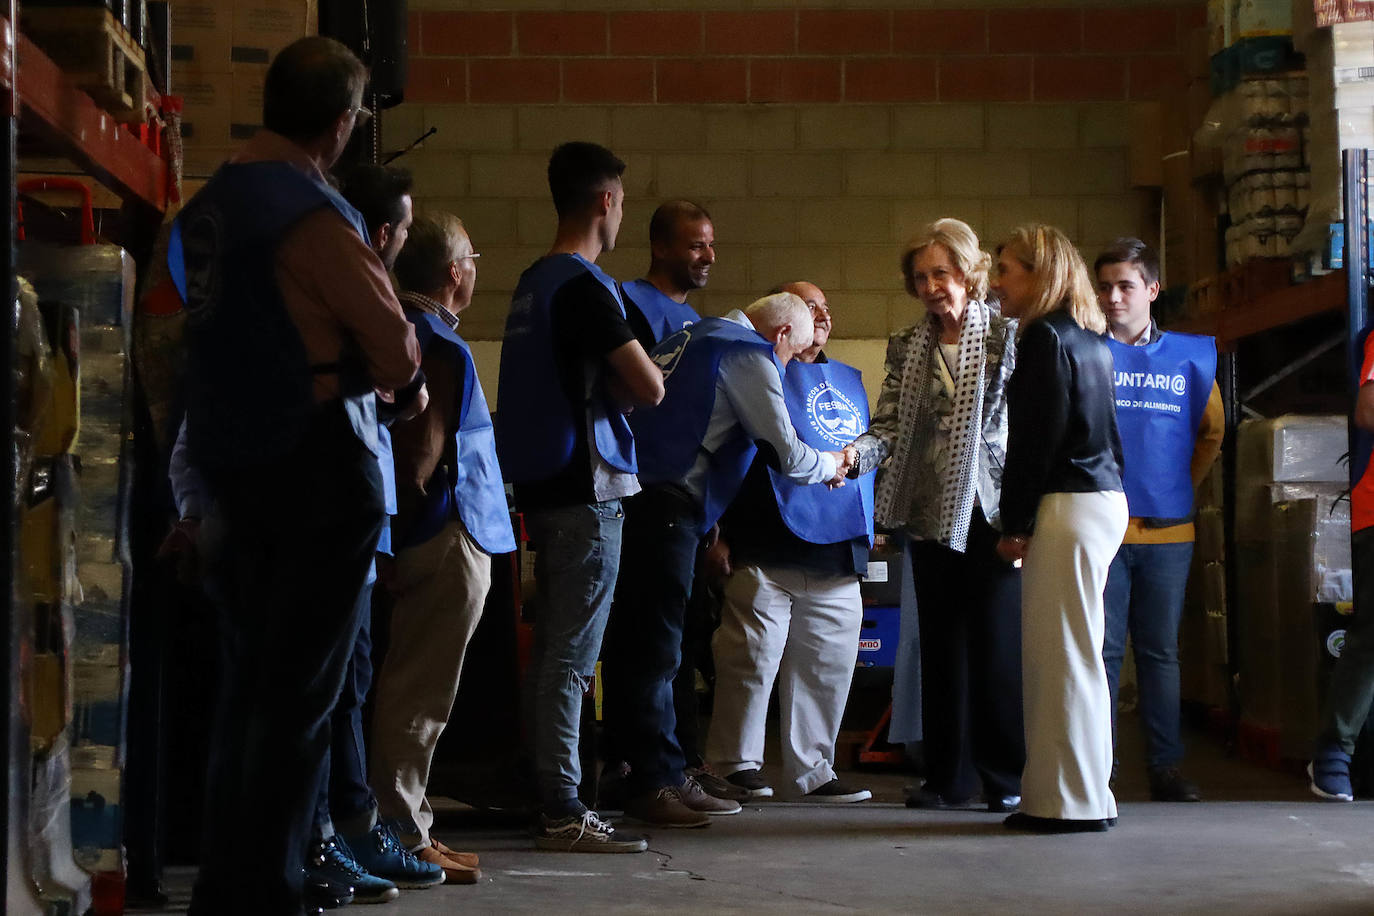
top-left (706, 564), bottom-right (862, 795)
top-left (1020, 490), bottom-right (1127, 820)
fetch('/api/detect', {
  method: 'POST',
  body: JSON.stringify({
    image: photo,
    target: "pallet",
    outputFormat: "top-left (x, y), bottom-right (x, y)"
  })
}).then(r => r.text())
top-left (22, 7), bottom-right (151, 123)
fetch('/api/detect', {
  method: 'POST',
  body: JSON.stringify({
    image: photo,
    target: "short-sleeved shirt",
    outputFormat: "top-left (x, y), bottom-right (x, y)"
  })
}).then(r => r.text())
top-left (1354, 332), bottom-right (1374, 533)
top-left (512, 270), bottom-right (640, 511)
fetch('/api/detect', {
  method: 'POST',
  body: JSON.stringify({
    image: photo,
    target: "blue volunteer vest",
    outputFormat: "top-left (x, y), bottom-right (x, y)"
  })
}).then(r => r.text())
top-left (769, 360), bottom-right (875, 547)
top-left (495, 254), bottom-right (636, 482)
top-left (170, 160), bottom-right (380, 467)
top-left (620, 278), bottom-right (701, 347)
top-left (631, 317), bottom-right (784, 535)
top-left (1354, 326), bottom-right (1374, 492)
top-left (402, 310), bottom-right (517, 555)
top-left (1106, 331), bottom-right (1217, 518)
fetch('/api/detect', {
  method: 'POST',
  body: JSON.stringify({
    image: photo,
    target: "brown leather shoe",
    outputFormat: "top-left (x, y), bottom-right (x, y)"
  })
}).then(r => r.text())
top-left (429, 837), bottom-right (479, 869)
top-left (416, 845), bottom-right (480, 884)
top-left (623, 786), bottom-right (711, 828)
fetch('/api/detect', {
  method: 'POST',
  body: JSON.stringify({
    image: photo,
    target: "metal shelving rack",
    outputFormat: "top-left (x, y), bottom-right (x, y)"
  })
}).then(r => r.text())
top-left (3, 7), bottom-right (169, 908)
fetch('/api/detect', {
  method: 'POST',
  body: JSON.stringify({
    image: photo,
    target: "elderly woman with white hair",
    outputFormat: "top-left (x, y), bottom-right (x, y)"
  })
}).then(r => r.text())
top-left (848, 218), bottom-right (1025, 814)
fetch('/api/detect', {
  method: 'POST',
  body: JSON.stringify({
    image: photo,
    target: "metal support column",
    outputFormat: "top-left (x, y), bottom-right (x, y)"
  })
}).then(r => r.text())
top-left (1344, 149), bottom-right (1371, 486)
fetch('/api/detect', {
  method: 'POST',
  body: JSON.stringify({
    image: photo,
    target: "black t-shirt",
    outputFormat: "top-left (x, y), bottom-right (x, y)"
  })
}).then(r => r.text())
top-left (512, 269), bottom-right (637, 511)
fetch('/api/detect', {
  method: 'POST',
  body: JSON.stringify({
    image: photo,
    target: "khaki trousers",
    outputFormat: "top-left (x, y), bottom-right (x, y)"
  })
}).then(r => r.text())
top-left (369, 518), bottom-right (490, 847)
top-left (1020, 490), bottom-right (1127, 821)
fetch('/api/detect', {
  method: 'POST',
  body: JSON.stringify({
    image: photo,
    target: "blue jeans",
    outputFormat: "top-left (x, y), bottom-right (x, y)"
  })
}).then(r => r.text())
top-left (602, 488), bottom-right (699, 795)
top-left (524, 500), bottom-right (624, 814)
top-left (1102, 540), bottom-right (1195, 769)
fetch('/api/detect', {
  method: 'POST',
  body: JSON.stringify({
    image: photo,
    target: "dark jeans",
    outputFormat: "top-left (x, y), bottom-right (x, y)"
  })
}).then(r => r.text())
top-left (313, 570), bottom-right (380, 840)
top-left (1318, 527), bottom-right (1374, 754)
top-left (602, 487), bottom-right (700, 794)
top-left (188, 405), bottom-right (384, 916)
top-left (909, 510), bottom-right (1024, 801)
top-left (1103, 540), bottom-right (1195, 768)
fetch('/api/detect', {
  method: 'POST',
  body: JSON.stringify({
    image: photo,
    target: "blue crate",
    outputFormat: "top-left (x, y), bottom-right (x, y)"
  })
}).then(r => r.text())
top-left (857, 605), bottom-right (899, 668)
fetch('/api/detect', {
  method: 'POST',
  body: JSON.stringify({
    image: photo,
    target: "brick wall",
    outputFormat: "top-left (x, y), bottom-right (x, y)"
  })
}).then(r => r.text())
top-left (385, 0), bottom-right (1202, 396)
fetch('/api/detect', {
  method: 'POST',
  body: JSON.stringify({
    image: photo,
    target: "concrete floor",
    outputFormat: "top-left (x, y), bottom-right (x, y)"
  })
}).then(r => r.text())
top-left (142, 716), bottom-right (1374, 914)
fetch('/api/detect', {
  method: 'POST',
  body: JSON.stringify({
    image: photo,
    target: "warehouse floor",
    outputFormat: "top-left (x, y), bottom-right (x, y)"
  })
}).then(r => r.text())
top-left (141, 714), bottom-right (1374, 914)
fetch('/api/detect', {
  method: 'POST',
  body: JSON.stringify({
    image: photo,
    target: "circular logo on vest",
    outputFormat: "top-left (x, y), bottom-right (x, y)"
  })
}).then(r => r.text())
top-left (653, 328), bottom-right (691, 380)
top-left (806, 381), bottom-right (862, 446)
top-left (1327, 628), bottom-right (1347, 659)
top-left (1171, 374), bottom-right (1188, 396)
top-left (180, 207), bottom-right (224, 322)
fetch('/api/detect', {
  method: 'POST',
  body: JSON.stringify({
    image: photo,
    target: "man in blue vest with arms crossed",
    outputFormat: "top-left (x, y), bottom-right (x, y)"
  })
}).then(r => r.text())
top-left (495, 141), bottom-right (664, 852)
top-left (1096, 238), bottom-right (1223, 804)
top-left (174, 37), bottom-right (425, 916)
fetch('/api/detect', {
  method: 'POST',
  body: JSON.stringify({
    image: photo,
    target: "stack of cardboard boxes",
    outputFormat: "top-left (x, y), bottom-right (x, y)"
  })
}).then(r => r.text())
top-left (170, 0), bottom-right (317, 177)
top-left (1231, 416), bottom-right (1352, 756)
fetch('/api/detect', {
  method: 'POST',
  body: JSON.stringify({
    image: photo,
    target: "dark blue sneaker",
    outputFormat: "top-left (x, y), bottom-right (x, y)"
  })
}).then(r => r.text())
top-left (341, 823), bottom-right (444, 889)
top-left (1309, 746), bottom-right (1354, 801)
top-left (309, 837), bottom-right (400, 904)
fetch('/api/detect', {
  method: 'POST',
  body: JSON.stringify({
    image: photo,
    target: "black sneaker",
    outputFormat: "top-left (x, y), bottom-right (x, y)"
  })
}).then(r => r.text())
top-left (803, 778), bottom-right (871, 804)
top-left (1147, 766), bottom-right (1201, 802)
top-left (534, 809), bottom-right (649, 853)
top-left (725, 768), bottom-right (774, 798)
top-left (302, 867), bottom-right (354, 910)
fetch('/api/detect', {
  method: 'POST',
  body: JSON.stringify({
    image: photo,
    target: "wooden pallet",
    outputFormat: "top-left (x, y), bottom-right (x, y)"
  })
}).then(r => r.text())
top-left (22, 6), bottom-right (150, 123)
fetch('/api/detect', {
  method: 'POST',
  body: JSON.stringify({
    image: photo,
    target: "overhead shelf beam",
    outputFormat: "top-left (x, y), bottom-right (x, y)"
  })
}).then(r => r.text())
top-left (3, 15), bottom-right (166, 213)
top-left (1169, 270), bottom-right (1347, 348)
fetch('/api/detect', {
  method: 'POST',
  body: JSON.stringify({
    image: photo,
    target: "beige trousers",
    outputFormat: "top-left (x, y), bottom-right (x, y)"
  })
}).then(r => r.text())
top-left (1020, 490), bottom-right (1127, 821)
top-left (369, 518), bottom-right (490, 847)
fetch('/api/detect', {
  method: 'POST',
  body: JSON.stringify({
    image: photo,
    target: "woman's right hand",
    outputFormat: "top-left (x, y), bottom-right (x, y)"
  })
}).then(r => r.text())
top-left (995, 534), bottom-right (1028, 564)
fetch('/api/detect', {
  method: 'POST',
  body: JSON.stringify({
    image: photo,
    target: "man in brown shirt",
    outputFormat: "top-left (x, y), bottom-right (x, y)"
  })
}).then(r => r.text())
top-left (178, 37), bottom-right (424, 916)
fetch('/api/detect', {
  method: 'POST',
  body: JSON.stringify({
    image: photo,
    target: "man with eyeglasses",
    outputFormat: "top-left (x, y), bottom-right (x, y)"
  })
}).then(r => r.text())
top-left (365, 213), bottom-right (513, 882)
top-left (175, 37), bottom-right (424, 916)
top-left (701, 281), bottom-right (875, 804)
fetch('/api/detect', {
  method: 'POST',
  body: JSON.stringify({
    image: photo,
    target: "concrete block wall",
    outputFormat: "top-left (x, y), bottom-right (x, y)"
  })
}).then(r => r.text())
top-left (383, 0), bottom-right (1200, 398)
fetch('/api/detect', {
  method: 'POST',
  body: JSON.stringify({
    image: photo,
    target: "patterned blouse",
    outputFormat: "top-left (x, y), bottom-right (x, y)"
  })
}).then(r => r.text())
top-left (851, 310), bottom-right (1017, 542)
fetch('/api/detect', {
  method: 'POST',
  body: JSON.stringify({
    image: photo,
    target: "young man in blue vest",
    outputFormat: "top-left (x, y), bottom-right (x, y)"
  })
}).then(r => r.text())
top-left (175, 37), bottom-right (425, 916)
top-left (1309, 325), bottom-right (1374, 801)
top-left (366, 213), bottom-right (514, 879)
top-left (602, 292), bottom-right (853, 827)
top-left (620, 200), bottom-right (712, 350)
top-left (495, 142), bottom-right (664, 852)
top-left (703, 281), bottom-right (875, 803)
top-left (1096, 238), bottom-right (1223, 803)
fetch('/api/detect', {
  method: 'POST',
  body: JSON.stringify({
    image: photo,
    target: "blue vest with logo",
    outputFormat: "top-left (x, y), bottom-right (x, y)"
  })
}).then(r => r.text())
top-left (620, 278), bottom-right (701, 347)
top-left (402, 310), bottom-right (517, 555)
top-left (632, 317), bottom-right (784, 535)
top-left (769, 360), bottom-right (875, 546)
top-left (1106, 331), bottom-right (1217, 519)
top-left (170, 161), bottom-right (379, 468)
top-left (495, 254), bottom-right (636, 482)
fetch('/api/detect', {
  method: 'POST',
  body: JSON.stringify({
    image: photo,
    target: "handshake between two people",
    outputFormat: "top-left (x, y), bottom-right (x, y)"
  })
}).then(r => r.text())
top-left (823, 444), bottom-right (860, 489)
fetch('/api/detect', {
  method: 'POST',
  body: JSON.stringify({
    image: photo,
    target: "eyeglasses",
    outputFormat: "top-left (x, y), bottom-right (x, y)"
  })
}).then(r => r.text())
top-left (352, 105), bottom-right (373, 125)
top-left (807, 301), bottom-right (831, 316)
top-left (456, 252), bottom-right (481, 261)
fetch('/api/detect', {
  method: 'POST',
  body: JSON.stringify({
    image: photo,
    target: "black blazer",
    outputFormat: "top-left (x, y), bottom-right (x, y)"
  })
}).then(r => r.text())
top-left (999, 309), bottom-right (1124, 536)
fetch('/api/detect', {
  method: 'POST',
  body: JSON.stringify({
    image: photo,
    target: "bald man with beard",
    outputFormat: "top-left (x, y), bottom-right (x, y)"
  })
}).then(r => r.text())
top-left (701, 281), bottom-right (876, 803)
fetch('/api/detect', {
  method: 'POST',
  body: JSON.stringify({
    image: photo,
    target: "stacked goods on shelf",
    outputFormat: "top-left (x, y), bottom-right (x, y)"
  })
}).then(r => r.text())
top-left (1292, 13), bottom-right (1374, 273)
top-left (18, 237), bottom-right (138, 890)
top-left (1215, 76), bottom-right (1311, 265)
top-left (13, 276), bottom-right (92, 914)
top-left (1232, 416), bottom-right (1351, 752)
top-left (170, 0), bottom-right (317, 176)
top-left (20, 4), bottom-right (153, 123)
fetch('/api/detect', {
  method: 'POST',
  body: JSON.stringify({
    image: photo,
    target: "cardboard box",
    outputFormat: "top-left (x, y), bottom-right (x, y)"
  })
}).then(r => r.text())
top-left (170, 1), bottom-right (233, 71)
top-left (1315, 0), bottom-right (1374, 28)
top-left (232, 0), bottom-right (318, 66)
top-left (1129, 102), bottom-right (1164, 187)
top-left (231, 65), bottom-right (267, 140)
top-left (171, 62), bottom-right (233, 147)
